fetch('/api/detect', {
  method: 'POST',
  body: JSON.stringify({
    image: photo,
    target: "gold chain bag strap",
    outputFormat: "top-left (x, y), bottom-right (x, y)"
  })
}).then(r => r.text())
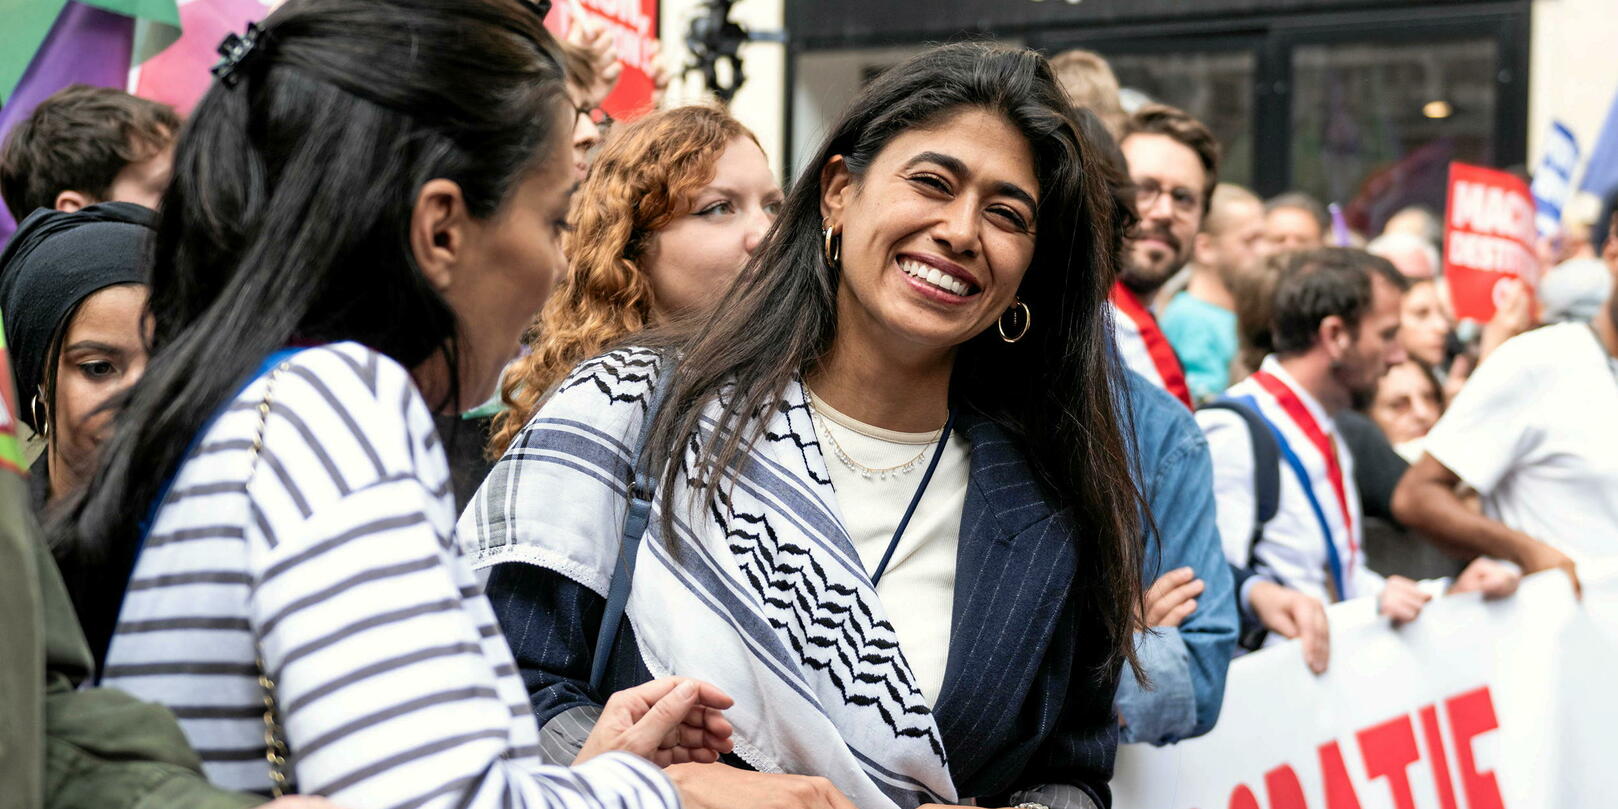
top-left (245, 358), bottom-right (294, 797)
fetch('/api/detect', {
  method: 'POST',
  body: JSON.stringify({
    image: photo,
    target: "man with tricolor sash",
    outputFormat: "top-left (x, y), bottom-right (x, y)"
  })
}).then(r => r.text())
top-left (1197, 249), bottom-right (1519, 669)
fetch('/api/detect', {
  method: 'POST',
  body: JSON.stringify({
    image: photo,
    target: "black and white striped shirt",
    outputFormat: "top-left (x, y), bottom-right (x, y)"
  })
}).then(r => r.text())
top-left (102, 343), bottom-right (678, 809)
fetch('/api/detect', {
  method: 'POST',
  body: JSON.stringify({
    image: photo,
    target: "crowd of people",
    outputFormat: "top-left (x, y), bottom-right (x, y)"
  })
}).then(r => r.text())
top-left (2, 1), bottom-right (1615, 808)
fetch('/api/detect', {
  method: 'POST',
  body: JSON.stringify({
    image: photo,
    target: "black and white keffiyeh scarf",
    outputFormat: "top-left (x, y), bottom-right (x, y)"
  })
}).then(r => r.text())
top-left (459, 347), bottom-right (956, 808)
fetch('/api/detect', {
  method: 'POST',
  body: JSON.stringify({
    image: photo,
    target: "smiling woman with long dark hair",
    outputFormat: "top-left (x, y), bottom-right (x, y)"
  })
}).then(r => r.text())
top-left (462, 42), bottom-right (1145, 809)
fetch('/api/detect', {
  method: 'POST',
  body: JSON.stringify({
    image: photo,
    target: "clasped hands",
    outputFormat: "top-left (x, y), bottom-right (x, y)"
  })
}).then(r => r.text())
top-left (578, 681), bottom-right (1019, 809)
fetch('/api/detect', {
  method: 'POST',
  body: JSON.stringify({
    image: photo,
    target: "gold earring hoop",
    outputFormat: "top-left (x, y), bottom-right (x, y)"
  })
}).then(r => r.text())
top-left (822, 225), bottom-right (841, 268)
top-left (998, 299), bottom-right (1031, 343)
top-left (30, 393), bottom-right (49, 438)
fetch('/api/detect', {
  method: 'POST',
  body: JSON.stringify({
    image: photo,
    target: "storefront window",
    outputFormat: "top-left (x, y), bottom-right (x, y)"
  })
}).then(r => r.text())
top-left (1109, 49), bottom-right (1256, 189)
top-left (793, 11), bottom-right (1523, 225)
top-left (1291, 38), bottom-right (1498, 234)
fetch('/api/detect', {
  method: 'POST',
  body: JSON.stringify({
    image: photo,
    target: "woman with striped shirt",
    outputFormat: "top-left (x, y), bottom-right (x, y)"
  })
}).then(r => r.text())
top-left (48, 0), bottom-right (731, 806)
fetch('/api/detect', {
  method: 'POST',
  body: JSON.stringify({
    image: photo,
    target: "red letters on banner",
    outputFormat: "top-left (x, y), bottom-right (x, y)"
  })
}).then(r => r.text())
top-left (1216, 686), bottom-right (1505, 809)
top-left (1229, 784), bottom-right (1264, 809)
top-left (1442, 162), bottom-right (1538, 323)
top-left (1446, 688), bottom-right (1506, 809)
top-left (1265, 764), bottom-right (1309, 809)
top-left (1317, 742), bottom-right (1365, 809)
top-left (1419, 704), bottom-right (1462, 809)
top-left (1358, 715), bottom-right (1421, 809)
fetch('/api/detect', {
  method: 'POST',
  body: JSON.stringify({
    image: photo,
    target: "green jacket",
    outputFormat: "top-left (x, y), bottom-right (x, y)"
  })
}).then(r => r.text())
top-left (0, 317), bottom-right (259, 809)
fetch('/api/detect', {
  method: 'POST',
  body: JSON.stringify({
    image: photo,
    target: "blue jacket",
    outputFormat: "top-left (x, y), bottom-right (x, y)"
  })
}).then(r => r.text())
top-left (1113, 371), bottom-right (1238, 745)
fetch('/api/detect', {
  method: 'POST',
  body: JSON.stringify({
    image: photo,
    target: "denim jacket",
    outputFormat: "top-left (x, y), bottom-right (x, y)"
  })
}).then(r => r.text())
top-left (1113, 371), bottom-right (1239, 745)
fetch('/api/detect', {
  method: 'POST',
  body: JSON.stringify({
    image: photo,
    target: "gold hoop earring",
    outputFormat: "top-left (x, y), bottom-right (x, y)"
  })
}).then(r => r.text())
top-left (998, 299), bottom-right (1031, 343)
top-left (31, 393), bottom-right (49, 438)
top-left (822, 224), bottom-right (841, 268)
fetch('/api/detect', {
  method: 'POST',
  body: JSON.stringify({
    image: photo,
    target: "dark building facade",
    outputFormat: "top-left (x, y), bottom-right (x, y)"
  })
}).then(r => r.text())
top-left (786, 0), bottom-right (1530, 235)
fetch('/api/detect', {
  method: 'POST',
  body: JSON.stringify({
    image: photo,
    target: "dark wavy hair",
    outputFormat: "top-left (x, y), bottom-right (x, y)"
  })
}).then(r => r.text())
top-left (50, 0), bottom-right (565, 660)
top-left (1121, 103), bottom-right (1221, 215)
top-left (0, 85), bottom-right (179, 221)
top-left (1271, 247), bottom-right (1408, 356)
top-left (640, 42), bottom-right (1147, 679)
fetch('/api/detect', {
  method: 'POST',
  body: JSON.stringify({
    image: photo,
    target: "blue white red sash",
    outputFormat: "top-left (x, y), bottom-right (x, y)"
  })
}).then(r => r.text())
top-left (1251, 369), bottom-right (1358, 576)
top-left (1110, 281), bottom-right (1192, 408)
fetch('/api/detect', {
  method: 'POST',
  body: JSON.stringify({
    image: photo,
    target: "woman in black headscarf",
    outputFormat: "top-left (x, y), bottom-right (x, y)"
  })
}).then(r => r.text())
top-left (0, 202), bottom-right (154, 512)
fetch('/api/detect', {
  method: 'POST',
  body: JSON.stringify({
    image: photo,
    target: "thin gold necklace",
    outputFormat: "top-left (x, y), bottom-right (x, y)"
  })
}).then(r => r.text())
top-left (810, 406), bottom-right (941, 480)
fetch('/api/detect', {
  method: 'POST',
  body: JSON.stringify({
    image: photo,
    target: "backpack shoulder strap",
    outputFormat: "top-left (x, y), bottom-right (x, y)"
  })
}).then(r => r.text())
top-left (1200, 395), bottom-right (1285, 652)
top-left (589, 356), bottom-right (677, 693)
top-left (1199, 397), bottom-right (1282, 536)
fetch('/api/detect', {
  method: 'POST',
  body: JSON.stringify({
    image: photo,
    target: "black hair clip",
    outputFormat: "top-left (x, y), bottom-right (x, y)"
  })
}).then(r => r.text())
top-left (527, 0), bottom-right (553, 21)
top-left (212, 21), bottom-right (269, 88)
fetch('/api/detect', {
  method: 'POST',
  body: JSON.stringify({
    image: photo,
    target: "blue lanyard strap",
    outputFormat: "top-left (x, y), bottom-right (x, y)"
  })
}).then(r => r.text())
top-left (1232, 394), bottom-right (1347, 602)
top-left (868, 407), bottom-right (957, 587)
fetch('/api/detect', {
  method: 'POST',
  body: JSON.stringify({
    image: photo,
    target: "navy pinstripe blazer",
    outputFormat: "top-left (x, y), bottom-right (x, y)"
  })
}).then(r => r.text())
top-left (933, 412), bottom-right (1120, 804)
top-left (486, 410), bottom-right (1121, 806)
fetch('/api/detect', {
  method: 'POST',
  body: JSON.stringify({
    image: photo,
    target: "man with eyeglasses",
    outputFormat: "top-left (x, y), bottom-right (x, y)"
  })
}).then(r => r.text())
top-left (555, 30), bottom-right (620, 182)
top-left (1111, 104), bottom-right (1221, 409)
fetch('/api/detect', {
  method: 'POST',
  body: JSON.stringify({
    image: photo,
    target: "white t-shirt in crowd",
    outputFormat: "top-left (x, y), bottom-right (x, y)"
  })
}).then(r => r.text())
top-left (809, 390), bottom-right (968, 707)
top-left (1197, 357), bottom-right (1384, 606)
top-left (1424, 322), bottom-right (1618, 563)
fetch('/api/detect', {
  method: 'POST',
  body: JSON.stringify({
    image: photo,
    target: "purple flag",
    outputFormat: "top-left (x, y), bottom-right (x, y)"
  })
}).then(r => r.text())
top-left (0, 2), bottom-right (134, 244)
top-left (1328, 202), bottom-right (1352, 247)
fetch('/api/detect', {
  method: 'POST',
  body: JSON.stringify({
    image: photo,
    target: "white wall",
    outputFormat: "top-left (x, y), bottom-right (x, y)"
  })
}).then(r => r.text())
top-left (1528, 0), bottom-right (1618, 181)
top-left (789, 45), bottom-right (933, 176)
top-left (788, 39), bottom-right (1036, 178)
top-left (658, 0), bottom-right (787, 179)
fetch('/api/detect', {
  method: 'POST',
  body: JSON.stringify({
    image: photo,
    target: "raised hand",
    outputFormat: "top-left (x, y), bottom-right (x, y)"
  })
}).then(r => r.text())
top-left (1479, 278), bottom-right (1533, 361)
top-left (566, 1), bottom-right (623, 108)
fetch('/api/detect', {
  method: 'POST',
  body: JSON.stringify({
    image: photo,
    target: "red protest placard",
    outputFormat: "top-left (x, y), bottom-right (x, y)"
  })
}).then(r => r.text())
top-left (1442, 162), bottom-right (1538, 322)
top-left (547, 0), bottom-right (661, 121)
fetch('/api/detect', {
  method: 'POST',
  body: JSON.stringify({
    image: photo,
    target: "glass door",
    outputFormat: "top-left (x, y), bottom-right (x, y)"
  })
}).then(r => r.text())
top-left (1107, 46), bottom-right (1259, 188)
top-left (1289, 36), bottom-right (1502, 235)
top-left (1030, 3), bottom-right (1528, 224)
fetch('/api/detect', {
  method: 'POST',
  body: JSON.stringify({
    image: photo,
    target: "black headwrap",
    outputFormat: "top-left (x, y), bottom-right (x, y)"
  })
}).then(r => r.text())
top-left (0, 202), bottom-right (155, 431)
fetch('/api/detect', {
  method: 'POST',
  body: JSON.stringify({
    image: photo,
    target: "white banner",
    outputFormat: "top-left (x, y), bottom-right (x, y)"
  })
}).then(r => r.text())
top-left (1113, 562), bottom-right (1618, 809)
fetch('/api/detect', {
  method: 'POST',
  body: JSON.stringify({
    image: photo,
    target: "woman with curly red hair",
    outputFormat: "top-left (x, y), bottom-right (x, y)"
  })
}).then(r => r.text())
top-left (488, 104), bottom-right (780, 457)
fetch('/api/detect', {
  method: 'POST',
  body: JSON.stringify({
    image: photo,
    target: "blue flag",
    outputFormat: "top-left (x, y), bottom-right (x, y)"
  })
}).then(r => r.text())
top-left (1532, 121), bottom-right (1580, 239)
top-left (1579, 86), bottom-right (1618, 199)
